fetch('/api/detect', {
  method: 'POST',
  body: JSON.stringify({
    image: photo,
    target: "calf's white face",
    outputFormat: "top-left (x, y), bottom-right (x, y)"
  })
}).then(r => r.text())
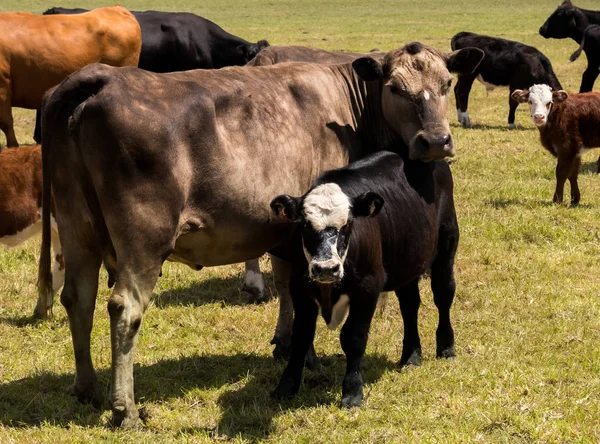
top-left (511, 84), bottom-right (568, 127)
top-left (270, 183), bottom-right (384, 285)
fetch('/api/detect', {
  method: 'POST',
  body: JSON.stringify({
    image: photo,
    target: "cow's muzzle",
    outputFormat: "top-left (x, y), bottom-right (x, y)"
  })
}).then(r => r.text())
top-left (409, 131), bottom-right (455, 161)
top-left (539, 25), bottom-right (549, 38)
top-left (309, 260), bottom-right (342, 284)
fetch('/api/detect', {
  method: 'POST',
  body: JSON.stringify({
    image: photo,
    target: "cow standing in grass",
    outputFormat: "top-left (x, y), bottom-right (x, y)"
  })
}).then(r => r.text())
top-left (451, 32), bottom-right (561, 129)
top-left (269, 151), bottom-right (458, 407)
top-left (38, 42), bottom-right (483, 426)
top-left (512, 84), bottom-right (600, 204)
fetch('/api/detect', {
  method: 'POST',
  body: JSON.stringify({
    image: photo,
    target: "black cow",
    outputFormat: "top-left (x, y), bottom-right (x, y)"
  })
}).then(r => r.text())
top-left (539, 1), bottom-right (600, 92)
top-left (37, 7), bottom-right (270, 143)
top-left (269, 150), bottom-right (458, 407)
top-left (451, 32), bottom-right (562, 129)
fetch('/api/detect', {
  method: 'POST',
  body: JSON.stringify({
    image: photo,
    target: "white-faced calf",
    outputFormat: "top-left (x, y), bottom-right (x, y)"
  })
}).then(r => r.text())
top-left (0, 145), bottom-right (63, 317)
top-left (512, 84), bottom-right (600, 204)
top-left (269, 151), bottom-right (458, 407)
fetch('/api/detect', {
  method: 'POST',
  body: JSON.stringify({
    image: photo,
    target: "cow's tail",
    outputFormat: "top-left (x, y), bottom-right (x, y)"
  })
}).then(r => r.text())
top-left (569, 26), bottom-right (593, 63)
top-left (37, 66), bottom-right (113, 315)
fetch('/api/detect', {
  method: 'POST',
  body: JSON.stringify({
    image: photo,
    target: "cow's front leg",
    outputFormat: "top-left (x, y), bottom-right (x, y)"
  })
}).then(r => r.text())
top-left (339, 292), bottom-right (378, 408)
top-left (271, 275), bottom-right (318, 400)
top-left (241, 258), bottom-right (266, 302)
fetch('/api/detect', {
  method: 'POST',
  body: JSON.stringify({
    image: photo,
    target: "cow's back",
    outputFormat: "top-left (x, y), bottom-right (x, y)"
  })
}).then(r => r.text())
top-left (0, 6), bottom-right (141, 109)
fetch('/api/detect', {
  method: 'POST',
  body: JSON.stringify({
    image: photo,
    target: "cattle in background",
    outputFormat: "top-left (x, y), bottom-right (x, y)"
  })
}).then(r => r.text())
top-left (0, 6), bottom-right (141, 150)
top-left (539, 0), bottom-right (600, 93)
top-left (39, 42), bottom-right (482, 426)
top-left (0, 145), bottom-right (63, 317)
top-left (247, 45), bottom-right (384, 66)
top-left (451, 32), bottom-right (561, 129)
top-left (39, 7), bottom-right (269, 144)
top-left (512, 84), bottom-right (600, 204)
top-left (269, 151), bottom-right (458, 407)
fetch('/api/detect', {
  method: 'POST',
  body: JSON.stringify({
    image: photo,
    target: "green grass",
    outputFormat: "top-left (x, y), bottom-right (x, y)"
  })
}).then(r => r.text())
top-left (2, 0), bottom-right (600, 442)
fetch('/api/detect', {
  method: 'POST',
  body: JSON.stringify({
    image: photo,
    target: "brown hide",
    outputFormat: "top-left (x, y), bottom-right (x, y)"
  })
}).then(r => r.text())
top-left (0, 6), bottom-right (141, 147)
top-left (247, 45), bottom-right (385, 66)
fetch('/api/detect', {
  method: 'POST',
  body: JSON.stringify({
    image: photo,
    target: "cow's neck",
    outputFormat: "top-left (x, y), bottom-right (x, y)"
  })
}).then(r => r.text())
top-left (570, 8), bottom-right (595, 42)
top-left (335, 65), bottom-right (404, 159)
top-left (579, 6), bottom-right (600, 25)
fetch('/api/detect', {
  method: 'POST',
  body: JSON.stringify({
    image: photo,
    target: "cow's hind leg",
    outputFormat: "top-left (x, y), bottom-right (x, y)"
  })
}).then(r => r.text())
top-left (108, 254), bottom-right (163, 428)
top-left (431, 225), bottom-right (459, 359)
top-left (568, 155), bottom-right (582, 205)
top-left (241, 258), bottom-right (266, 303)
top-left (60, 241), bottom-right (103, 407)
top-left (507, 90), bottom-right (519, 129)
top-left (396, 279), bottom-right (422, 367)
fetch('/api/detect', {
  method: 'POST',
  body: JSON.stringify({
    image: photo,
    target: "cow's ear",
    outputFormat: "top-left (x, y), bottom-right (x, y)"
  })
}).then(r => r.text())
top-left (511, 89), bottom-right (530, 103)
top-left (446, 47), bottom-right (484, 74)
top-left (352, 192), bottom-right (384, 218)
top-left (270, 195), bottom-right (301, 222)
top-left (552, 90), bottom-right (568, 103)
top-left (353, 57), bottom-right (384, 82)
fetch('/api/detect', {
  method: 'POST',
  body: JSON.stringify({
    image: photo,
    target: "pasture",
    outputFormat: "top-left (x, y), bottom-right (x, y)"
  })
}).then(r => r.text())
top-left (1, 0), bottom-right (600, 441)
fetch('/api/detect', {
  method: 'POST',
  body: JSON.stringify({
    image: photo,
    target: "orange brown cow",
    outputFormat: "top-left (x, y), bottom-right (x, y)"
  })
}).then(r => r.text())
top-left (0, 6), bottom-right (141, 149)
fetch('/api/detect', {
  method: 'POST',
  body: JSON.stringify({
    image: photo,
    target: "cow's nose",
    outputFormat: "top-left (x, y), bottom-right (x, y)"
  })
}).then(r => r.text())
top-left (311, 262), bottom-right (341, 283)
top-left (534, 114), bottom-right (546, 123)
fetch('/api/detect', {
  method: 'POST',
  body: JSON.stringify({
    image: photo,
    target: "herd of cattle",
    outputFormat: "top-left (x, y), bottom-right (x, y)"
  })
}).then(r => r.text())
top-left (1, 0), bottom-right (599, 427)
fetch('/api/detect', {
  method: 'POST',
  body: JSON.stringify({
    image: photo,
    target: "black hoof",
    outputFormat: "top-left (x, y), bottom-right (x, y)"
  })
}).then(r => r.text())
top-left (270, 377), bottom-right (298, 401)
top-left (305, 346), bottom-right (323, 372)
top-left (399, 348), bottom-right (422, 368)
top-left (271, 337), bottom-right (291, 361)
top-left (242, 284), bottom-right (267, 303)
top-left (341, 394), bottom-right (363, 408)
top-left (437, 345), bottom-right (456, 360)
top-left (71, 384), bottom-right (104, 409)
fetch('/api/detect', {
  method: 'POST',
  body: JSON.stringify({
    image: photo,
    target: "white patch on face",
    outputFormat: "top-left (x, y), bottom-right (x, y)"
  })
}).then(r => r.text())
top-left (327, 294), bottom-right (350, 330)
top-left (244, 269), bottom-right (265, 293)
top-left (423, 90), bottom-right (430, 101)
top-left (457, 109), bottom-right (471, 128)
top-left (303, 183), bottom-right (351, 232)
top-left (527, 84), bottom-right (553, 126)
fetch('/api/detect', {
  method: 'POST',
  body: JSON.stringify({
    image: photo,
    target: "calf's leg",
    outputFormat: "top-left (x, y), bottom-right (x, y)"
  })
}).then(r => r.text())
top-left (271, 274), bottom-right (318, 400)
top-left (568, 155), bottom-right (582, 205)
top-left (554, 155), bottom-right (574, 204)
top-left (339, 292), bottom-right (378, 408)
top-left (396, 279), bottom-right (422, 367)
top-left (579, 61), bottom-right (598, 93)
top-left (241, 258), bottom-right (266, 302)
top-left (270, 254), bottom-right (294, 360)
top-left (507, 92), bottom-right (519, 129)
top-left (454, 74), bottom-right (476, 128)
top-left (33, 109), bottom-right (42, 144)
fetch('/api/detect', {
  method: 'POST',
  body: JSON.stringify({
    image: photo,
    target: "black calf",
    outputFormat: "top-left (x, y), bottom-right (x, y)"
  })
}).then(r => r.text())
top-left (269, 151), bottom-right (458, 407)
top-left (451, 32), bottom-right (561, 129)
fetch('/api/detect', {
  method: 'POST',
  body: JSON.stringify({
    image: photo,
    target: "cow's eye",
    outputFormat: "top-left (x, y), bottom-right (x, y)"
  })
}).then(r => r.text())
top-left (390, 85), bottom-right (400, 94)
top-left (546, 102), bottom-right (551, 109)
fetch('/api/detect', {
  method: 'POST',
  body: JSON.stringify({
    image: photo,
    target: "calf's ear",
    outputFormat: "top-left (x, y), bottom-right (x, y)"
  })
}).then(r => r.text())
top-left (352, 192), bottom-right (384, 218)
top-left (270, 195), bottom-right (301, 222)
top-left (353, 57), bottom-right (384, 82)
top-left (511, 89), bottom-right (530, 103)
top-left (446, 47), bottom-right (484, 74)
top-left (552, 90), bottom-right (568, 103)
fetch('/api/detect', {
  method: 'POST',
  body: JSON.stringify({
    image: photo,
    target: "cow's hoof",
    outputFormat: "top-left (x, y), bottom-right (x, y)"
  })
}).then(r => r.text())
top-left (111, 405), bottom-right (142, 429)
top-left (270, 377), bottom-right (298, 401)
top-left (32, 306), bottom-right (50, 320)
top-left (399, 348), bottom-right (422, 368)
top-left (305, 346), bottom-right (324, 372)
top-left (271, 337), bottom-right (291, 361)
top-left (437, 345), bottom-right (456, 360)
top-left (341, 394), bottom-right (363, 408)
top-left (508, 123), bottom-right (517, 130)
top-left (71, 383), bottom-right (104, 409)
top-left (241, 284), bottom-right (267, 303)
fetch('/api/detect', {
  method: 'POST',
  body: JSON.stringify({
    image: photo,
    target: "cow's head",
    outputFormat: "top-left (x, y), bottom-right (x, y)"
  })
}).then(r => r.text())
top-left (238, 39), bottom-right (270, 63)
top-left (539, 0), bottom-right (582, 38)
top-left (352, 42), bottom-right (484, 162)
top-left (511, 84), bottom-right (568, 127)
top-left (270, 184), bottom-right (383, 285)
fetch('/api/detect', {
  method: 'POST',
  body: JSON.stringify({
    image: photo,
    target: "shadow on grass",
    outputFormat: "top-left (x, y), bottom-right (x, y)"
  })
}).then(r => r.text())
top-left (485, 198), bottom-right (593, 210)
top-left (580, 161), bottom-right (599, 176)
top-left (0, 352), bottom-right (394, 439)
top-left (153, 272), bottom-right (275, 308)
top-left (0, 314), bottom-right (44, 327)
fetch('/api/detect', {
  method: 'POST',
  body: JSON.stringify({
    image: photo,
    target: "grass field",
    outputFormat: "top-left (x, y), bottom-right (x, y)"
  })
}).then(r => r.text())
top-left (2, 0), bottom-right (600, 442)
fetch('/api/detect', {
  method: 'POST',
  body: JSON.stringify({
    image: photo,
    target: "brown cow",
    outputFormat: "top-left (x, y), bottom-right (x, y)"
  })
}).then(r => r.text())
top-left (0, 145), bottom-right (63, 316)
top-left (247, 45), bottom-right (385, 66)
top-left (512, 84), bottom-right (600, 204)
top-left (0, 6), bottom-right (141, 149)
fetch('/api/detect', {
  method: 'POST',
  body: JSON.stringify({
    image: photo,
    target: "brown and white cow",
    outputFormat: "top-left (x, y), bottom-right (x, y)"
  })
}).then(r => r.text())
top-left (39, 42), bottom-right (483, 426)
top-left (0, 145), bottom-right (63, 316)
top-left (0, 6), bottom-right (141, 149)
top-left (512, 84), bottom-right (600, 204)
